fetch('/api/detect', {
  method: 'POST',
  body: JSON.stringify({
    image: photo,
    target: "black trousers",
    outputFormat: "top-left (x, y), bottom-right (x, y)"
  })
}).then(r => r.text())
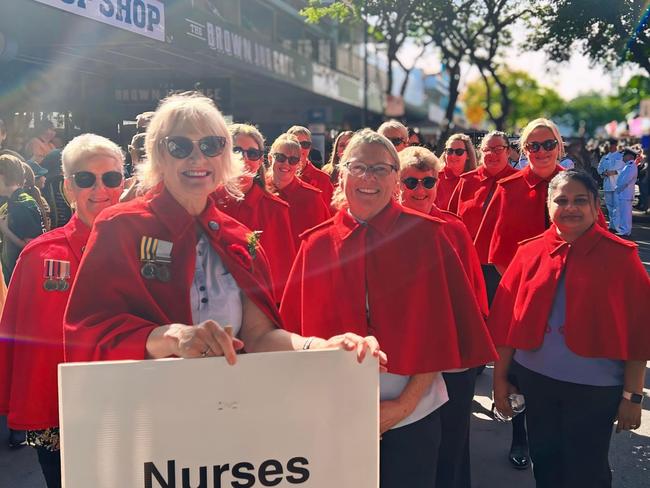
top-left (436, 369), bottom-right (477, 488)
top-left (35, 447), bottom-right (61, 488)
top-left (512, 362), bottom-right (622, 488)
top-left (481, 264), bottom-right (501, 307)
top-left (380, 410), bottom-right (441, 488)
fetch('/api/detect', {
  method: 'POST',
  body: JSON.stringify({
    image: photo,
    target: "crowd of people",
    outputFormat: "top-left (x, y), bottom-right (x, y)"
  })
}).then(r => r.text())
top-left (0, 93), bottom-right (648, 488)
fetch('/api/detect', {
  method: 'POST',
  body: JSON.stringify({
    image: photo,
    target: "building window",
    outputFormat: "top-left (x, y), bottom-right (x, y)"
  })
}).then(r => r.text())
top-left (241, 0), bottom-right (273, 42)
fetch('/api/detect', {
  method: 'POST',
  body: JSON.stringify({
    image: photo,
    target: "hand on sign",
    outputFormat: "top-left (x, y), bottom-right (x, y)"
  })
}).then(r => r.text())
top-left (164, 321), bottom-right (244, 364)
top-left (313, 333), bottom-right (388, 371)
top-left (615, 399), bottom-right (642, 433)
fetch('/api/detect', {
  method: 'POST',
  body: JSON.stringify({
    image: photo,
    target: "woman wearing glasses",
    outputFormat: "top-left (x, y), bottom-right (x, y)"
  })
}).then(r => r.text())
top-left (397, 145), bottom-right (488, 488)
top-left (267, 133), bottom-right (331, 248)
top-left (435, 134), bottom-right (477, 210)
top-left (281, 129), bottom-right (496, 488)
top-left (475, 119), bottom-right (569, 275)
top-left (0, 134), bottom-right (124, 488)
top-left (287, 125), bottom-right (334, 206)
top-left (64, 94), bottom-right (381, 368)
top-left (213, 124), bottom-right (295, 302)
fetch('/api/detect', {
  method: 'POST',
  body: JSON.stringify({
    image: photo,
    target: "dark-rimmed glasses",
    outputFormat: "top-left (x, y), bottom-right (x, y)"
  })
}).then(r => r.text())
top-left (233, 146), bottom-right (264, 161)
top-left (273, 153), bottom-right (301, 165)
top-left (525, 139), bottom-right (558, 153)
top-left (72, 171), bottom-right (123, 188)
top-left (402, 176), bottom-right (437, 190)
top-left (445, 148), bottom-right (466, 156)
top-left (162, 136), bottom-right (227, 159)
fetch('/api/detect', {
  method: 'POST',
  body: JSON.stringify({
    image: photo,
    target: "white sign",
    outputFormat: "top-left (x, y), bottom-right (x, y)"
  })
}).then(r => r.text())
top-left (33, 0), bottom-right (165, 42)
top-left (59, 350), bottom-right (379, 488)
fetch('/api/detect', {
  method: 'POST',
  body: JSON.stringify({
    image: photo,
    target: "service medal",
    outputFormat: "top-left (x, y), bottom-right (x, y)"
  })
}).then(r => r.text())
top-left (43, 279), bottom-right (57, 291)
top-left (57, 280), bottom-right (70, 292)
top-left (141, 262), bottom-right (157, 280)
top-left (155, 264), bottom-right (171, 282)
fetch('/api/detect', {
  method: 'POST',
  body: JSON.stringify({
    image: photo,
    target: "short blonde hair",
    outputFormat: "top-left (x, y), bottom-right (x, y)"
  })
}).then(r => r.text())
top-left (399, 146), bottom-right (442, 174)
top-left (442, 133), bottom-right (477, 172)
top-left (287, 125), bottom-right (311, 140)
top-left (377, 120), bottom-right (408, 139)
top-left (140, 92), bottom-right (243, 197)
top-left (520, 118), bottom-right (565, 158)
top-left (61, 133), bottom-right (124, 177)
top-left (331, 129), bottom-right (399, 210)
top-left (230, 123), bottom-right (264, 150)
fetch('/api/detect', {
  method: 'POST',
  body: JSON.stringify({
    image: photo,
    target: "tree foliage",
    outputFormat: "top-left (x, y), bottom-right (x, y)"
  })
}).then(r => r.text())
top-left (462, 68), bottom-right (564, 132)
top-left (526, 0), bottom-right (650, 76)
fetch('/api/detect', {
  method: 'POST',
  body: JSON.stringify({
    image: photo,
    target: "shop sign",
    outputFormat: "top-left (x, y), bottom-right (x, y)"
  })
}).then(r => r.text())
top-left (174, 16), bottom-right (312, 92)
top-left (312, 63), bottom-right (363, 108)
top-left (59, 350), bottom-right (379, 488)
top-left (32, 0), bottom-right (165, 42)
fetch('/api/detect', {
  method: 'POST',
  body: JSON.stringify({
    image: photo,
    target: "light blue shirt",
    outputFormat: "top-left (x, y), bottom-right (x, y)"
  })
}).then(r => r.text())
top-left (514, 273), bottom-right (624, 386)
top-left (597, 152), bottom-right (624, 192)
top-left (616, 161), bottom-right (638, 200)
top-left (190, 234), bottom-right (243, 336)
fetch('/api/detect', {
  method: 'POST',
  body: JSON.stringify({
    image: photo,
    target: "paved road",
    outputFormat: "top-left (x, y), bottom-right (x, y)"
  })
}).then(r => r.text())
top-left (2, 214), bottom-right (649, 488)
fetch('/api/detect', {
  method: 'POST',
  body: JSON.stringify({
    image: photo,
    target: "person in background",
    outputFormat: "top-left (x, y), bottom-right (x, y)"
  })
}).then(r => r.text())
top-left (0, 133), bottom-right (125, 488)
top-left (0, 154), bottom-right (46, 285)
top-left (597, 138), bottom-right (624, 231)
top-left (121, 133), bottom-right (147, 202)
top-left (281, 129), bottom-right (496, 488)
top-left (26, 160), bottom-right (47, 190)
top-left (41, 150), bottom-right (72, 229)
top-left (408, 127), bottom-right (424, 147)
top-left (436, 134), bottom-right (477, 210)
top-left (507, 141), bottom-right (520, 168)
top-left (377, 120), bottom-right (409, 153)
top-left (309, 147), bottom-right (323, 168)
top-left (214, 123), bottom-right (296, 302)
top-left (321, 130), bottom-right (353, 184)
top-left (614, 147), bottom-right (639, 237)
top-left (287, 125), bottom-right (334, 207)
top-left (22, 162), bottom-right (51, 233)
top-left (267, 134), bottom-right (330, 248)
top-left (24, 120), bottom-right (56, 163)
top-left (490, 170), bottom-right (649, 488)
top-left (398, 145), bottom-right (488, 488)
top-left (136, 111), bottom-right (155, 134)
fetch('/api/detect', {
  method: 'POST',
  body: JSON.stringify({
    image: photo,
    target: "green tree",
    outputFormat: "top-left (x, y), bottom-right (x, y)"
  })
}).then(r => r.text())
top-left (553, 94), bottom-right (626, 136)
top-left (462, 68), bottom-right (564, 132)
top-left (526, 0), bottom-right (650, 76)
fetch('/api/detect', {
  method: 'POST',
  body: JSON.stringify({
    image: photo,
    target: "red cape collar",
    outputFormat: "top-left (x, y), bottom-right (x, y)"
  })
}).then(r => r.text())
top-left (337, 199), bottom-right (402, 240)
top-left (521, 164), bottom-right (562, 189)
top-left (63, 213), bottom-right (91, 261)
top-left (543, 223), bottom-right (605, 257)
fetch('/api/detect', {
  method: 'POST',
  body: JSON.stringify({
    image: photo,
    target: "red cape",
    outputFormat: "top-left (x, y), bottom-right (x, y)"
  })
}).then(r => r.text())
top-left (433, 168), bottom-right (460, 210)
top-left (429, 206), bottom-right (488, 317)
top-left (0, 214), bottom-right (89, 429)
top-left (488, 224), bottom-right (650, 359)
top-left (277, 177), bottom-right (332, 248)
top-left (448, 165), bottom-right (518, 239)
top-left (213, 184), bottom-right (296, 302)
top-left (64, 188), bottom-right (282, 362)
top-left (280, 200), bottom-right (497, 375)
top-left (300, 162), bottom-right (335, 207)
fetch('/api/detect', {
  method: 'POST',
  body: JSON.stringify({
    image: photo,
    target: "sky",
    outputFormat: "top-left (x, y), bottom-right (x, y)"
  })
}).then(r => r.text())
top-left (400, 23), bottom-right (643, 101)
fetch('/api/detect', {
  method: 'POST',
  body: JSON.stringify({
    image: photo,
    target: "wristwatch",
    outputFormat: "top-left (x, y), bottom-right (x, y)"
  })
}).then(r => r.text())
top-left (622, 391), bottom-right (644, 404)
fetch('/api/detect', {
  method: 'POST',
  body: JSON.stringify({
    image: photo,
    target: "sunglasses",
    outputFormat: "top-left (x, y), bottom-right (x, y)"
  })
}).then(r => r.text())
top-left (163, 135), bottom-right (227, 159)
top-left (525, 139), bottom-right (558, 153)
top-left (72, 171), bottom-right (123, 189)
top-left (299, 141), bottom-right (311, 149)
top-left (234, 146), bottom-right (264, 161)
top-left (402, 176), bottom-right (437, 190)
top-left (483, 145), bottom-right (508, 154)
top-left (445, 148), bottom-right (466, 156)
top-left (273, 153), bottom-right (301, 165)
top-left (389, 137), bottom-right (406, 147)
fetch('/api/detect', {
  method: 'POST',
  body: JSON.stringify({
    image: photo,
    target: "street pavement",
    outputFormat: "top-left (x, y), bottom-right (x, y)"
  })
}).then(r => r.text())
top-left (1, 214), bottom-right (649, 488)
